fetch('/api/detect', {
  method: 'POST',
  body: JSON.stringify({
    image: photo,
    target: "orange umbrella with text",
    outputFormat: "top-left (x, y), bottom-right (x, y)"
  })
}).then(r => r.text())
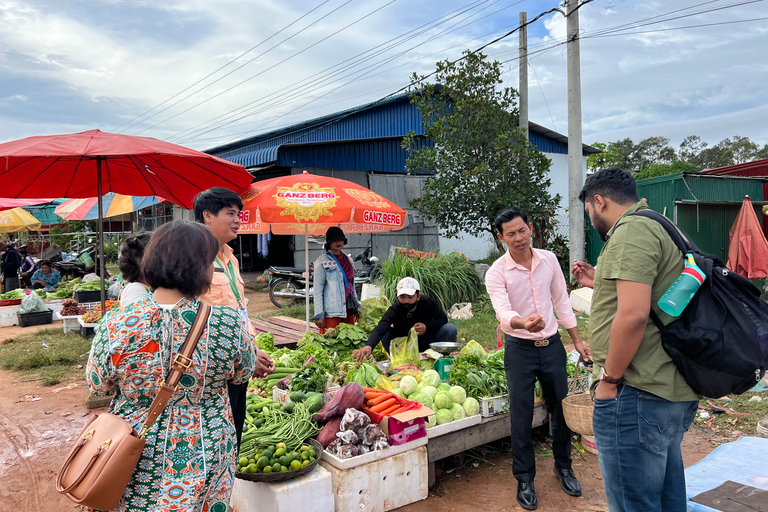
top-left (237, 172), bottom-right (407, 329)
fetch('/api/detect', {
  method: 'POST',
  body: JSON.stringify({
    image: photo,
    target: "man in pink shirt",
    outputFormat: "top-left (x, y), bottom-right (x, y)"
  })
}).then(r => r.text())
top-left (486, 207), bottom-right (591, 511)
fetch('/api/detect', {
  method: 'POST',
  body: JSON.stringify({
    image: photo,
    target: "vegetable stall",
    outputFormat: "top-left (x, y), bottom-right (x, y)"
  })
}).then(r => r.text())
top-left (229, 297), bottom-right (553, 512)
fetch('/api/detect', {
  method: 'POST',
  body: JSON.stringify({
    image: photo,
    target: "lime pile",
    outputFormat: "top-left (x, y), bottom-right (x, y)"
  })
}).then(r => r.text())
top-left (237, 442), bottom-right (317, 474)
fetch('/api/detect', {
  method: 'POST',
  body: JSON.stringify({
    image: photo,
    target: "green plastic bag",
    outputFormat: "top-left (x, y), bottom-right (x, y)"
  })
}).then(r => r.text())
top-left (387, 327), bottom-right (420, 368)
top-left (359, 295), bottom-right (391, 332)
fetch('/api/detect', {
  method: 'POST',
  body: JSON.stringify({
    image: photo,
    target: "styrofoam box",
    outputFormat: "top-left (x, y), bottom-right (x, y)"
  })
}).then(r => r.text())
top-left (272, 386), bottom-right (339, 404)
top-left (480, 395), bottom-right (509, 417)
top-left (320, 435), bottom-right (428, 471)
top-left (0, 304), bottom-right (22, 327)
top-left (426, 413), bottom-right (482, 438)
top-left (230, 464), bottom-right (334, 512)
top-left (318, 445), bottom-right (428, 512)
top-left (60, 315), bottom-right (82, 334)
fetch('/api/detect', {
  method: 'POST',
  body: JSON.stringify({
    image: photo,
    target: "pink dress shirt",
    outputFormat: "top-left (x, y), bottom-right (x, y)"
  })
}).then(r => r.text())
top-left (485, 248), bottom-right (577, 340)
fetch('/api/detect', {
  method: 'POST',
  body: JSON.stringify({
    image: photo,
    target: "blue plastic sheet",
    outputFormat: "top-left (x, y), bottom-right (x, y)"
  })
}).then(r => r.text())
top-left (686, 436), bottom-right (768, 511)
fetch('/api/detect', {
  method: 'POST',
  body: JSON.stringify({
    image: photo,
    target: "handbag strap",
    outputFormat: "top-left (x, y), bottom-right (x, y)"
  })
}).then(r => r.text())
top-left (140, 302), bottom-right (211, 437)
top-left (328, 251), bottom-right (351, 291)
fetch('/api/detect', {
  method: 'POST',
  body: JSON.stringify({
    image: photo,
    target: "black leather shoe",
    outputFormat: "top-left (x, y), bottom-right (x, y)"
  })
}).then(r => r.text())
top-left (516, 481), bottom-right (538, 510)
top-left (553, 467), bottom-right (582, 497)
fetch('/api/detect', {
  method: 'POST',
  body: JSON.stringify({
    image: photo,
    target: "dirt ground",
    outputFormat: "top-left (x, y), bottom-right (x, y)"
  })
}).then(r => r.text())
top-left (0, 289), bottom-right (722, 512)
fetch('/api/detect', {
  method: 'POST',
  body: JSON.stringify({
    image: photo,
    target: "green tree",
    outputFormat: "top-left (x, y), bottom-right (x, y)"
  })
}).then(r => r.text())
top-left (634, 160), bottom-right (699, 181)
top-left (403, 51), bottom-right (560, 254)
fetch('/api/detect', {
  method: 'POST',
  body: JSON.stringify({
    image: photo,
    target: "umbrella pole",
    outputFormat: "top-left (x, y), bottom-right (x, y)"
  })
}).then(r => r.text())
top-left (97, 157), bottom-right (106, 312)
top-left (305, 224), bottom-right (310, 332)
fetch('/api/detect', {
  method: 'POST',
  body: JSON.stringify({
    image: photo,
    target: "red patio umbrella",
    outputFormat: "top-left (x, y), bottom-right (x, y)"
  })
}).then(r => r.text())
top-left (727, 196), bottom-right (768, 279)
top-left (0, 129), bottom-right (253, 308)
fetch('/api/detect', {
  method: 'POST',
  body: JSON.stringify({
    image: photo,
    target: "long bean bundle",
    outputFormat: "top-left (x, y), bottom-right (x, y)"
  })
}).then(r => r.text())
top-left (240, 402), bottom-right (320, 456)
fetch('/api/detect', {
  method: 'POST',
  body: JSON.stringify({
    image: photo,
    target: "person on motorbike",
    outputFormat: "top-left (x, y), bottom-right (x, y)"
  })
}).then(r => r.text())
top-left (312, 226), bottom-right (360, 334)
top-left (31, 260), bottom-right (61, 291)
top-left (353, 277), bottom-right (458, 363)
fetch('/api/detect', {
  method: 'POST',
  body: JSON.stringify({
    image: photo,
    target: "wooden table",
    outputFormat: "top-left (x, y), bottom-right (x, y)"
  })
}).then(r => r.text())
top-left (426, 403), bottom-right (548, 486)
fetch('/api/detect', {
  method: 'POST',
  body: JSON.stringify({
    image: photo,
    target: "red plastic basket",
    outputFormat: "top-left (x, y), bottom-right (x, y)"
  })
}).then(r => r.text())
top-left (0, 299), bottom-right (22, 307)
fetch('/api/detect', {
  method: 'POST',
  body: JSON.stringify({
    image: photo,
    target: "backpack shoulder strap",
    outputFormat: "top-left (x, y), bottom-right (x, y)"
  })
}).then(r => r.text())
top-left (628, 210), bottom-right (697, 255)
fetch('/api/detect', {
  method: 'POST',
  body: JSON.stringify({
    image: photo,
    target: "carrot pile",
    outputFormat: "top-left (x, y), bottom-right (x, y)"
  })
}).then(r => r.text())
top-left (363, 388), bottom-right (404, 416)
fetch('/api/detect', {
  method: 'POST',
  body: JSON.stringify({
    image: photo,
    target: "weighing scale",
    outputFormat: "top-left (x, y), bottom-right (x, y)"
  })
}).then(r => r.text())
top-left (429, 342), bottom-right (464, 381)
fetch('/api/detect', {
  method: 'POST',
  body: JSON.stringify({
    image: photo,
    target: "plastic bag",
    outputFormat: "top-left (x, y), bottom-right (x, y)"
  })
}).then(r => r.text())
top-left (390, 368), bottom-right (424, 383)
top-left (460, 340), bottom-right (487, 360)
top-left (340, 408), bottom-right (370, 433)
top-left (374, 374), bottom-right (394, 391)
top-left (359, 295), bottom-right (391, 332)
top-left (448, 302), bottom-right (473, 320)
top-left (19, 291), bottom-right (46, 314)
top-left (387, 327), bottom-right (420, 368)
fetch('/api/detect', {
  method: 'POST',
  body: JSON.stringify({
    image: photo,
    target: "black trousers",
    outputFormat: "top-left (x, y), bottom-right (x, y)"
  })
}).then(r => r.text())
top-left (228, 381), bottom-right (249, 447)
top-left (504, 333), bottom-right (572, 482)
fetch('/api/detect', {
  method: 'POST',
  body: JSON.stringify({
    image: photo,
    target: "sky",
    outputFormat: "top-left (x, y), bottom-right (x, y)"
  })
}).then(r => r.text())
top-left (0, 0), bottom-right (766, 153)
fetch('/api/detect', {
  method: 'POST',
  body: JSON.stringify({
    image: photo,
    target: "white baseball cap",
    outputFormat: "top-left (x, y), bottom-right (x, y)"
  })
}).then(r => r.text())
top-left (396, 277), bottom-right (420, 296)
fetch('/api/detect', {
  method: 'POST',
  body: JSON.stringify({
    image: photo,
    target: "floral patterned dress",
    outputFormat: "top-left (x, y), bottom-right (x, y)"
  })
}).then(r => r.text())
top-left (86, 297), bottom-right (255, 512)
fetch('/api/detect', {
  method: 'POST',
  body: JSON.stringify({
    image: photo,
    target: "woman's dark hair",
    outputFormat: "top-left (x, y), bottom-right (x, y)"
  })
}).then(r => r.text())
top-left (119, 232), bottom-right (151, 283)
top-left (141, 221), bottom-right (219, 298)
top-left (494, 208), bottom-right (528, 235)
top-left (193, 187), bottom-right (244, 223)
top-left (578, 167), bottom-right (639, 205)
top-left (39, 259), bottom-right (52, 268)
top-left (18, 247), bottom-right (27, 256)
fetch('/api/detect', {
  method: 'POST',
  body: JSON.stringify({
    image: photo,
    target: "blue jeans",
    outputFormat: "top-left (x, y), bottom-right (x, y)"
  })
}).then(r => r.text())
top-left (592, 385), bottom-right (698, 512)
top-left (380, 323), bottom-right (458, 353)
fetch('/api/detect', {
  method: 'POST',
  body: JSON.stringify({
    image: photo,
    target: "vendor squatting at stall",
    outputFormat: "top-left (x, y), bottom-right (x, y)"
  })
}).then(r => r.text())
top-left (353, 276), bottom-right (457, 362)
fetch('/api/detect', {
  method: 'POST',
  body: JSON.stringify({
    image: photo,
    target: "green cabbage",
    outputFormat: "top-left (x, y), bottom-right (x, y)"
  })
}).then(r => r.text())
top-left (434, 391), bottom-right (454, 410)
top-left (410, 392), bottom-right (433, 409)
top-left (400, 375), bottom-right (419, 396)
top-left (425, 414), bottom-right (437, 428)
top-left (449, 386), bottom-right (467, 405)
top-left (422, 385), bottom-right (438, 399)
top-left (460, 340), bottom-right (487, 360)
top-left (421, 369), bottom-right (440, 387)
top-left (392, 388), bottom-right (405, 398)
top-left (435, 409), bottom-right (453, 425)
top-left (438, 383), bottom-right (451, 392)
top-left (449, 403), bottom-right (466, 421)
top-left (462, 397), bottom-right (480, 416)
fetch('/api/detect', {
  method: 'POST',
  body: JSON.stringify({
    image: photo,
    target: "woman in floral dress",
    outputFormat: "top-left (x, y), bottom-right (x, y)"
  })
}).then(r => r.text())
top-left (87, 220), bottom-right (256, 512)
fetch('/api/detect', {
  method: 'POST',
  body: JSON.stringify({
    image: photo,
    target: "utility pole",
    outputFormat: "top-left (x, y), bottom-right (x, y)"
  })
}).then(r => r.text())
top-left (566, 0), bottom-right (585, 271)
top-left (519, 12), bottom-right (528, 138)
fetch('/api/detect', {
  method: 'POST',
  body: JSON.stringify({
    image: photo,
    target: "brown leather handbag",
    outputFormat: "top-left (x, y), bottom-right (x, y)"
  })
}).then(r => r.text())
top-left (56, 303), bottom-right (211, 510)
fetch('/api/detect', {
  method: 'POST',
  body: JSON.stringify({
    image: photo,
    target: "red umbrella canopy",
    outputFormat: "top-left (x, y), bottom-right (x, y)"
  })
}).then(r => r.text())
top-left (0, 130), bottom-right (252, 208)
top-left (727, 197), bottom-right (768, 279)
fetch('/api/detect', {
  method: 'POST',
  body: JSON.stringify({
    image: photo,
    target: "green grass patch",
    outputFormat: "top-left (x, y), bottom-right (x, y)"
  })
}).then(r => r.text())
top-left (0, 328), bottom-right (92, 385)
top-left (695, 393), bottom-right (768, 436)
top-left (262, 303), bottom-right (313, 320)
top-left (559, 313), bottom-right (590, 344)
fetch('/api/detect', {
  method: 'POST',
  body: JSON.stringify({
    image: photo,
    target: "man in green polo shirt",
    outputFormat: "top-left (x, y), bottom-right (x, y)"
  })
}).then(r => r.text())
top-left (573, 167), bottom-right (698, 512)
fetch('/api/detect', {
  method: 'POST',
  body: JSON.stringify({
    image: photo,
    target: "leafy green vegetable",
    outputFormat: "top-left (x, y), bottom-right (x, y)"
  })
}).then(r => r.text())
top-left (448, 352), bottom-right (508, 399)
top-left (300, 343), bottom-right (336, 374)
top-left (345, 362), bottom-right (381, 388)
top-left (0, 289), bottom-right (25, 300)
top-left (255, 332), bottom-right (276, 354)
top-left (289, 365), bottom-right (326, 394)
top-left (359, 295), bottom-right (391, 332)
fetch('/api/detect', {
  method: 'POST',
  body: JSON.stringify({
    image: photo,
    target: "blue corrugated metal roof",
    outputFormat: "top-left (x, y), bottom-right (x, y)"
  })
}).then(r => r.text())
top-left (207, 93), bottom-right (597, 170)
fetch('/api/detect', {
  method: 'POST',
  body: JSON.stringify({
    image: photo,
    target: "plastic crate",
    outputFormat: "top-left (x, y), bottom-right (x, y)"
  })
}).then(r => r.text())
top-left (78, 316), bottom-right (99, 338)
top-left (74, 290), bottom-right (102, 303)
top-left (17, 309), bottom-right (53, 327)
top-left (480, 394), bottom-right (509, 417)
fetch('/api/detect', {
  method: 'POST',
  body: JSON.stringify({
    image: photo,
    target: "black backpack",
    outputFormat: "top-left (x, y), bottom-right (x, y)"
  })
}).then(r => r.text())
top-left (630, 210), bottom-right (768, 398)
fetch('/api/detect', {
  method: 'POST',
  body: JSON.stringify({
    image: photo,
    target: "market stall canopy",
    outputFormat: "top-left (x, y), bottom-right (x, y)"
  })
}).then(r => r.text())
top-left (0, 207), bottom-right (42, 233)
top-left (54, 193), bottom-right (163, 221)
top-left (238, 171), bottom-right (407, 235)
top-left (0, 198), bottom-right (55, 211)
top-left (0, 129), bottom-right (253, 209)
top-left (238, 172), bottom-right (407, 330)
top-left (727, 196), bottom-right (768, 279)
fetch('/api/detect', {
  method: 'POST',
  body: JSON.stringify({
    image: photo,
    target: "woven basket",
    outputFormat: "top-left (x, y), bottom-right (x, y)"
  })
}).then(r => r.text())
top-left (235, 439), bottom-right (323, 483)
top-left (562, 361), bottom-right (594, 436)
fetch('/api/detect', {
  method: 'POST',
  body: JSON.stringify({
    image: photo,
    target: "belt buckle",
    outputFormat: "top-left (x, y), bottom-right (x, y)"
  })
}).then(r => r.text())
top-left (534, 339), bottom-right (549, 348)
top-left (173, 354), bottom-right (192, 369)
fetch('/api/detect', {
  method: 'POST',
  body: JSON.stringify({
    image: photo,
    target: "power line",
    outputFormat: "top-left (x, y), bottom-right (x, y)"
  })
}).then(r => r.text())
top-left (131, 0), bottom-right (401, 136)
top-left (530, 62), bottom-right (557, 131)
top-left (167, 0), bottom-right (499, 144)
top-left (584, 16), bottom-right (768, 38)
top-left (113, 0), bottom-right (336, 133)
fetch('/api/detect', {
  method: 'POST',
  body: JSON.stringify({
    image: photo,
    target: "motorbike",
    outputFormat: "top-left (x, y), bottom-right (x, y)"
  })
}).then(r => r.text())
top-left (51, 246), bottom-right (98, 279)
top-left (267, 240), bottom-right (381, 308)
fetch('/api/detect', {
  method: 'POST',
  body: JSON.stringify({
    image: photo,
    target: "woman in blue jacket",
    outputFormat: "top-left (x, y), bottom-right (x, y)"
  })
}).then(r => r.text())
top-left (312, 227), bottom-right (360, 334)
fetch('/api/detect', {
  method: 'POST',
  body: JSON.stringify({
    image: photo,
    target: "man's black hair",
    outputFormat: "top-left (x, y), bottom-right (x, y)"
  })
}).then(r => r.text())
top-left (494, 208), bottom-right (528, 235)
top-left (193, 187), bottom-right (244, 223)
top-left (578, 167), bottom-right (639, 205)
top-left (18, 247), bottom-right (27, 255)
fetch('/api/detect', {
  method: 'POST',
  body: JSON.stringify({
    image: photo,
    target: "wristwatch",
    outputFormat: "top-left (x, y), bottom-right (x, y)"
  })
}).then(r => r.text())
top-left (601, 369), bottom-right (623, 385)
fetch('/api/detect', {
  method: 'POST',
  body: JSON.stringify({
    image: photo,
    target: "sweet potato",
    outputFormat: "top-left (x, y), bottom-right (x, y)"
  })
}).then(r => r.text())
top-left (313, 382), bottom-right (365, 422)
top-left (317, 416), bottom-right (343, 447)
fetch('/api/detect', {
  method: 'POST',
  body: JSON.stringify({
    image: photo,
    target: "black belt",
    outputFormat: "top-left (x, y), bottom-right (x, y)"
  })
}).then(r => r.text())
top-left (505, 332), bottom-right (561, 348)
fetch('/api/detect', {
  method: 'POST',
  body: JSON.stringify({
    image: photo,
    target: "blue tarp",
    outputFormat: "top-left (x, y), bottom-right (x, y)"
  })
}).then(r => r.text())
top-left (686, 436), bottom-right (768, 511)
